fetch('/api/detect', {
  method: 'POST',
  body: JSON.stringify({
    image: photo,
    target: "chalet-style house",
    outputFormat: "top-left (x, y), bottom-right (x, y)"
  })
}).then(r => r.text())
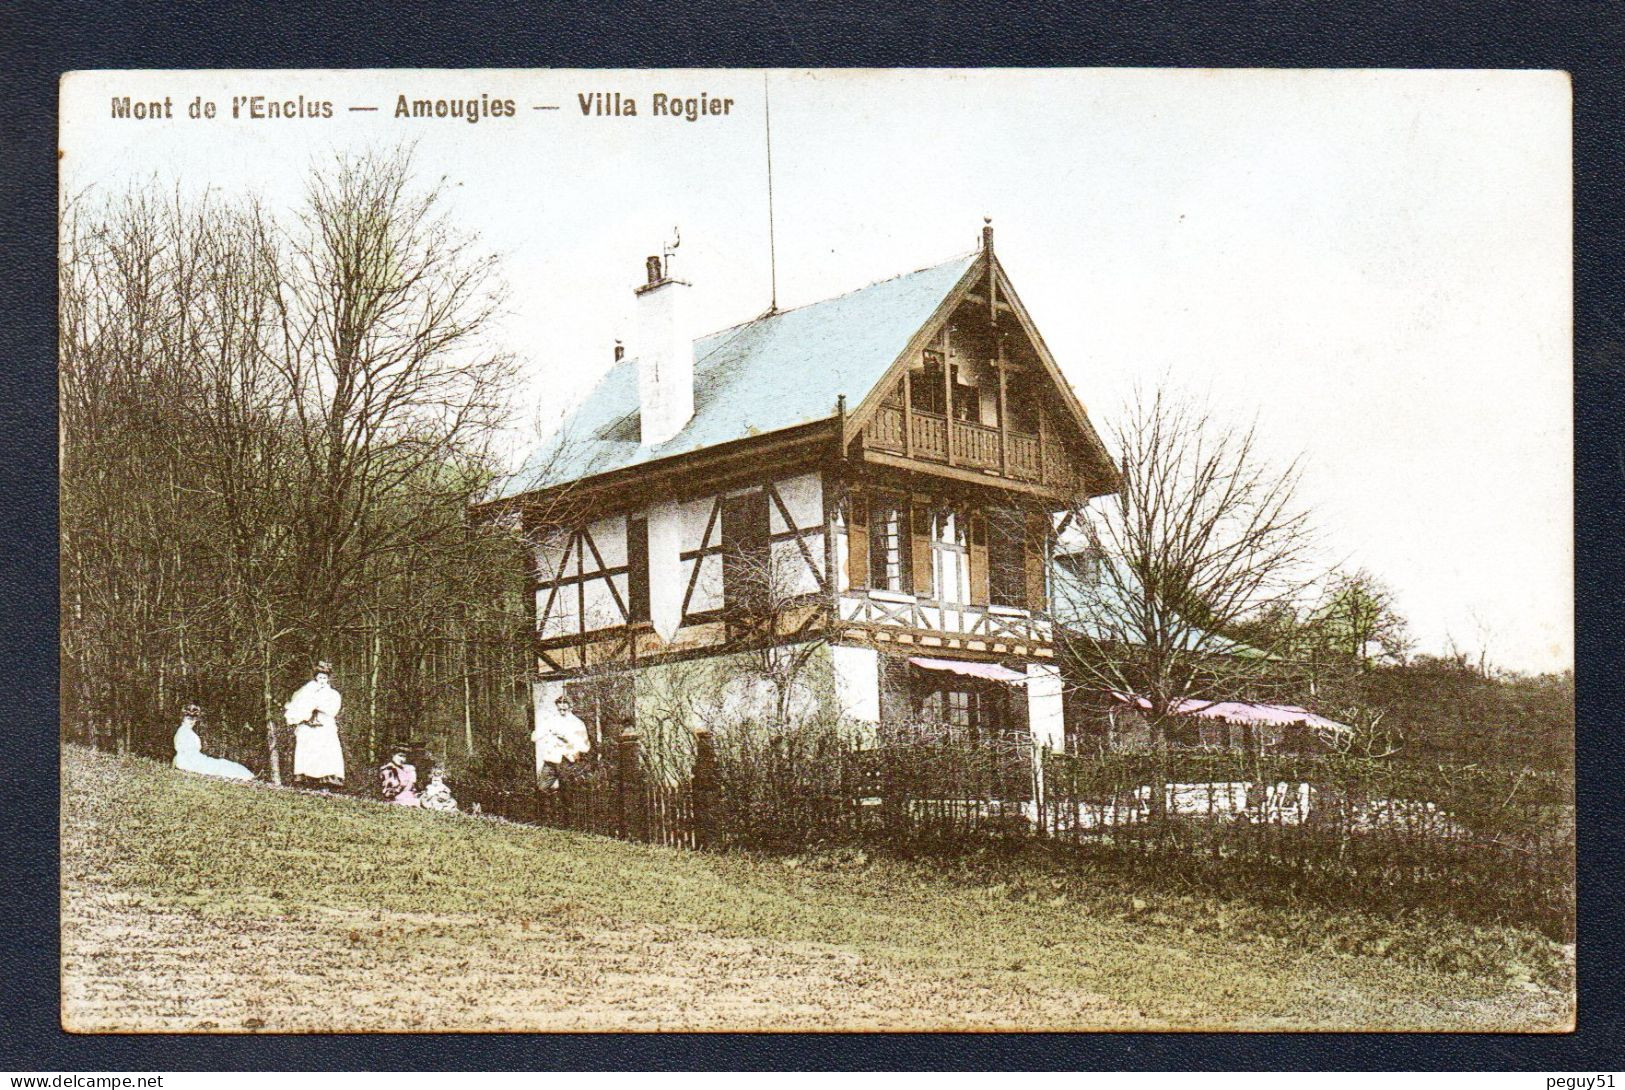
top-left (487, 224), bottom-right (1120, 752)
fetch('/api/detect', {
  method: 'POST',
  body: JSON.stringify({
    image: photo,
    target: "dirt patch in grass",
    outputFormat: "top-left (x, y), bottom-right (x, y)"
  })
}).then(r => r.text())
top-left (63, 890), bottom-right (1136, 1032)
top-left (60, 746), bottom-right (1573, 1032)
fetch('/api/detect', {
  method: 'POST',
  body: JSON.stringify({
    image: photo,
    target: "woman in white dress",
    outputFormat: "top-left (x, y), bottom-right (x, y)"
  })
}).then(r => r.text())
top-left (173, 704), bottom-right (254, 780)
top-left (283, 660), bottom-right (345, 788)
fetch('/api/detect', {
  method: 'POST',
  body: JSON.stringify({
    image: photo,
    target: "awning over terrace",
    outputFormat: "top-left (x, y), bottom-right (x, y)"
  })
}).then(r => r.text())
top-left (1107, 690), bottom-right (1350, 733)
top-left (908, 656), bottom-right (1029, 684)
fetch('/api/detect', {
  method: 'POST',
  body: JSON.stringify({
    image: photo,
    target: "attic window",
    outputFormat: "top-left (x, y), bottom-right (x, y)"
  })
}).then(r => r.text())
top-left (911, 350), bottom-right (947, 415)
top-left (1056, 546), bottom-right (1102, 588)
top-left (1007, 373), bottom-right (1040, 435)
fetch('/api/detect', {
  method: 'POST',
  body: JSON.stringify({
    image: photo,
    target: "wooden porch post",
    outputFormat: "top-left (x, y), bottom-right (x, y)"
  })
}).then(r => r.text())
top-left (901, 369), bottom-right (914, 459)
top-left (996, 339), bottom-right (1010, 478)
top-left (941, 330), bottom-right (956, 467)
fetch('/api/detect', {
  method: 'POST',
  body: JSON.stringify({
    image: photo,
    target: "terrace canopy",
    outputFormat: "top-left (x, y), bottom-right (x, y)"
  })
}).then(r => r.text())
top-left (1106, 690), bottom-right (1350, 734)
top-left (908, 656), bottom-right (1029, 684)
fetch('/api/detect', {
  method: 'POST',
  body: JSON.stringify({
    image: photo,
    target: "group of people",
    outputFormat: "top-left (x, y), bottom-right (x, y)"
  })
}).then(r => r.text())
top-left (173, 663), bottom-right (602, 805)
top-left (379, 748), bottom-right (459, 813)
top-left (171, 660), bottom-right (454, 813)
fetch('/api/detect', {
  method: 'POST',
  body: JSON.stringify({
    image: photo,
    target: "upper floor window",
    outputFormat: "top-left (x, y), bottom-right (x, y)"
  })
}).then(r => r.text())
top-left (1055, 544), bottom-right (1102, 588)
top-left (1006, 372), bottom-right (1041, 435)
top-left (932, 507), bottom-right (969, 606)
top-left (951, 372), bottom-right (979, 422)
top-left (868, 500), bottom-right (909, 593)
top-left (989, 510), bottom-right (1027, 609)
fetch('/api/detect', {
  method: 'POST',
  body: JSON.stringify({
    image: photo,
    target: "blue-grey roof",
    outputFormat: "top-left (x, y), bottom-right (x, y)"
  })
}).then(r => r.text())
top-left (498, 252), bottom-right (979, 498)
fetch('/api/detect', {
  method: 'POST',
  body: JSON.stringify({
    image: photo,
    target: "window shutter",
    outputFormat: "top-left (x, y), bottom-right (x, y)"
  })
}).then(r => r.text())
top-left (626, 517), bottom-right (650, 623)
top-left (1024, 510), bottom-right (1050, 613)
top-left (968, 512), bottom-right (990, 606)
top-left (722, 491), bottom-right (770, 615)
top-left (910, 504), bottom-right (933, 599)
top-left (846, 491), bottom-right (868, 589)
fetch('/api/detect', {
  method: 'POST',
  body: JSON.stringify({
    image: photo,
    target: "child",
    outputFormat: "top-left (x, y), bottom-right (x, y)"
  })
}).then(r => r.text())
top-left (418, 767), bottom-right (459, 813)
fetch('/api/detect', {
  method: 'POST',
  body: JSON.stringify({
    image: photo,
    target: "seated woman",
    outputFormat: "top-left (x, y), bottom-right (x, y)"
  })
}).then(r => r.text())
top-left (379, 749), bottom-right (418, 805)
top-left (418, 767), bottom-right (458, 813)
top-left (173, 704), bottom-right (254, 781)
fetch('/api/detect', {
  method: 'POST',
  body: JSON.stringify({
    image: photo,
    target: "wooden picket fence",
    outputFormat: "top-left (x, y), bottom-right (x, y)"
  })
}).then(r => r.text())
top-left (456, 726), bottom-right (1572, 938)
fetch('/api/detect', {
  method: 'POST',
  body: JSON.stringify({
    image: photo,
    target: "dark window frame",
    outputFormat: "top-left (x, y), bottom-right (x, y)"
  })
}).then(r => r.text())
top-left (911, 350), bottom-right (948, 415)
top-left (868, 498), bottom-right (911, 594)
top-left (988, 510), bottom-right (1027, 609)
top-left (915, 675), bottom-right (1010, 734)
top-left (1006, 372), bottom-right (1041, 436)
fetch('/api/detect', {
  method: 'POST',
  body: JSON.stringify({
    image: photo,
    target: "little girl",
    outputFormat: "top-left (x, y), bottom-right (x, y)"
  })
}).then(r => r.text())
top-left (418, 768), bottom-right (458, 813)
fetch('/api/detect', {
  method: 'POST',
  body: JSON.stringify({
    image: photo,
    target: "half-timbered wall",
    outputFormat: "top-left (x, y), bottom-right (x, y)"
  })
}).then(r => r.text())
top-left (674, 471), bottom-right (826, 625)
top-left (536, 514), bottom-right (635, 639)
top-left (533, 470), bottom-right (829, 651)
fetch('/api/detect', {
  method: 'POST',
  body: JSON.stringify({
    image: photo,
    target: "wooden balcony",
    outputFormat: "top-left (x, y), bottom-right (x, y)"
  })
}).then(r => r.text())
top-left (863, 405), bottom-right (1075, 491)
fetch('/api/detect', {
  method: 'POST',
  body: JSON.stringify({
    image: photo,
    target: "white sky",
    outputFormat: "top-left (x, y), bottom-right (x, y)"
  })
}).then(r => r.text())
top-left (60, 69), bottom-right (1573, 674)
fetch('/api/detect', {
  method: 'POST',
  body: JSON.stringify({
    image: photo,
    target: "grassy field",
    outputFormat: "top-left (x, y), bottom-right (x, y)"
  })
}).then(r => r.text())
top-left (60, 744), bottom-right (1573, 1032)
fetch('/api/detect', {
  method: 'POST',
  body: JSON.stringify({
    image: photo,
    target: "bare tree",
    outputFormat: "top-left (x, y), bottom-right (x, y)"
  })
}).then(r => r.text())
top-left (1051, 388), bottom-right (1321, 747)
top-left (722, 540), bottom-right (831, 727)
top-left (59, 150), bottom-right (533, 775)
top-left (267, 146), bottom-right (518, 659)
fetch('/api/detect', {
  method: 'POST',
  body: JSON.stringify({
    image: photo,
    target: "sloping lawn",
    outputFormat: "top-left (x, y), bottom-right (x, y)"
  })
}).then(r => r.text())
top-left (60, 745), bottom-right (1572, 1032)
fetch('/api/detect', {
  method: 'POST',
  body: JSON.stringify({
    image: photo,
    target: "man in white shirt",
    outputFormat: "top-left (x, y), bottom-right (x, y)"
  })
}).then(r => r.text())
top-left (533, 690), bottom-right (592, 790)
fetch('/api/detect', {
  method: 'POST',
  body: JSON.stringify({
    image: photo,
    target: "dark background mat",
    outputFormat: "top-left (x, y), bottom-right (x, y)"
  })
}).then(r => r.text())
top-left (2, 0), bottom-right (1620, 1071)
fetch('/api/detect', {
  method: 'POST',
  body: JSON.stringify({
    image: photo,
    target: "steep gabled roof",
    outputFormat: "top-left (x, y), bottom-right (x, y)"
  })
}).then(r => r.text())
top-left (498, 252), bottom-right (981, 500)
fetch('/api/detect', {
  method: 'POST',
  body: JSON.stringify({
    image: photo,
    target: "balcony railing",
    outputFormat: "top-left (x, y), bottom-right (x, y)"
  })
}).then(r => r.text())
top-left (864, 406), bottom-right (1072, 489)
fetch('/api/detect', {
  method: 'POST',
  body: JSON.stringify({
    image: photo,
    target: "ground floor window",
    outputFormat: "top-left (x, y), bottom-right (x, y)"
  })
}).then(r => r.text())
top-left (914, 677), bottom-right (1010, 735)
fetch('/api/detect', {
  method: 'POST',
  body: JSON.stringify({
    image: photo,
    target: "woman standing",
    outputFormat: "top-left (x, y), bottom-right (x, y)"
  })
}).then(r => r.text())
top-left (283, 660), bottom-right (345, 789)
top-left (173, 704), bottom-right (254, 781)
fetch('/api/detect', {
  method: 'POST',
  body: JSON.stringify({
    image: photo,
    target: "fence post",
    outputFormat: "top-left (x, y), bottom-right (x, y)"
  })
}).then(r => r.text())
top-left (617, 730), bottom-right (647, 842)
top-left (1032, 741), bottom-right (1048, 838)
top-left (692, 726), bottom-right (719, 850)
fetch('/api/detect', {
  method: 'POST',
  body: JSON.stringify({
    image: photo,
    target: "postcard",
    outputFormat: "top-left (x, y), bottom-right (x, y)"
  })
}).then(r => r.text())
top-left (58, 68), bottom-right (1573, 1032)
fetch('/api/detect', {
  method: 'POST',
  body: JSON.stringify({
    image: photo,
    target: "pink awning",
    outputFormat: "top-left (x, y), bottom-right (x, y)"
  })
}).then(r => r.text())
top-left (1107, 690), bottom-right (1349, 732)
top-left (909, 656), bottom-right (1029, 684)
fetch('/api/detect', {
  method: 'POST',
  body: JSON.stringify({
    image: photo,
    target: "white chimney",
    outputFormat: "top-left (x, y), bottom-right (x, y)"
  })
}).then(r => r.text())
top-left (634, 251), bottom-right (694, 446)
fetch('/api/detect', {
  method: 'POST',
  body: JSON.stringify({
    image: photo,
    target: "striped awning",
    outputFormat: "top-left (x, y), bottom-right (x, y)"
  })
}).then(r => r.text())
top-left (908, 656), bottom-right (1029, 684)
top-left (1107, 690), bottom-right (1350, 732)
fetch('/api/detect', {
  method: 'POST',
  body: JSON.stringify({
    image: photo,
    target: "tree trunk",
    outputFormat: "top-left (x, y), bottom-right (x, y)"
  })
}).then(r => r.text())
top-left (368, 624), bottom-right (381, 767)
top-left (463, 639), bottom-right (475, 759)
top-left (263, 638), bottom-right (281, 786)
